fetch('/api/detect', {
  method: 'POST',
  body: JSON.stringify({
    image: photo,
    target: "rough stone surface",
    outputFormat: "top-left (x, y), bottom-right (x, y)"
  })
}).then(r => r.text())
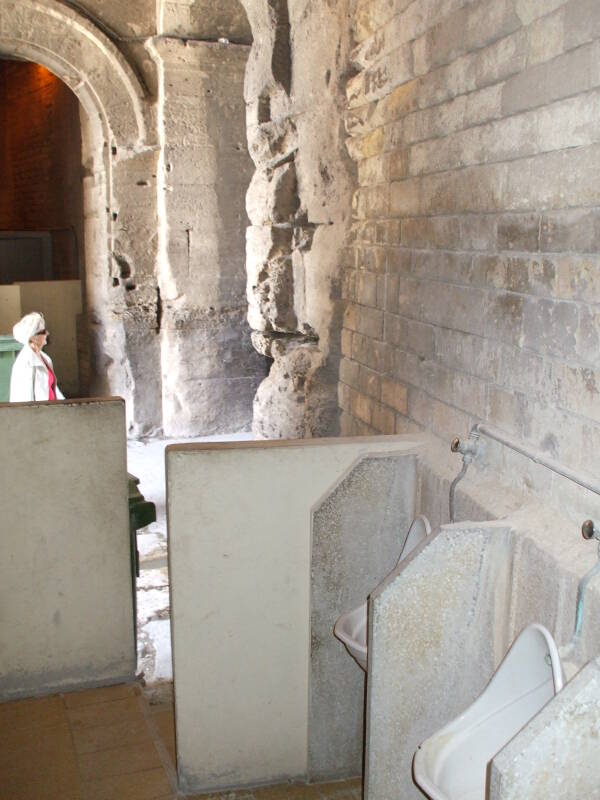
top-left (157, 37), bottom-right (267, 436)
top-left (252, 339), bottom-right (336, 439)
top-left (242, 0), bottom-right (356, 439)
top-left (0, 0), bottom-right (268, 437)
top-left (0, 0), bottom-right (353, 440)
top-left (340, 0), bottom-right (600, 491)
top-left (163, 0), bottom-right (252, 44)
top-left (309, 454), bottom-right (417, 780)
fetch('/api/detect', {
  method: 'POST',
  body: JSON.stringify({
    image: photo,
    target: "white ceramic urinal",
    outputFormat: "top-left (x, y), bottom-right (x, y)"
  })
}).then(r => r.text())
top-left (413, 623), bottom-right (565, 800)
top-left (334, 515), bottom-right (432, 671)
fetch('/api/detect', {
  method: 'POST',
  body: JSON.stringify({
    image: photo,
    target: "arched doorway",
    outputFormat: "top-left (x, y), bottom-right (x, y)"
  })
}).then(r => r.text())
top-left (0, 0), bottom-right (160, 434)
top-left (0, 59), bottom-right (84, 395)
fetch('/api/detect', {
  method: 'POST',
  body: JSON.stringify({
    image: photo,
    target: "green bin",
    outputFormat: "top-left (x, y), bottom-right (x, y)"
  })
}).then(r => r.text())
top-left (0, 336), bottom-right (22, 402)
top-left (128, 473), bottom-right (157, 642)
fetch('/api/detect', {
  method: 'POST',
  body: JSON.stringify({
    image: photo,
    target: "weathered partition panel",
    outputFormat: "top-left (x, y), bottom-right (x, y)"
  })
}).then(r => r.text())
top-left (167, 434), bottom-right (423, 794)
top-left (366, 522), bottom-right (516, 800)
top-left (365, 518), bottom-right (600, 800)
top-left (490, 655), bottom-right (600, 799)
top-left (0, 398), bottom-right (135, 699)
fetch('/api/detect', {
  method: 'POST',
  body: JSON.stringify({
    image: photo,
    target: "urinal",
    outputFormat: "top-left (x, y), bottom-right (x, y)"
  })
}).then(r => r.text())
top-left (334, 515), bottom-right (432, 671)
top-left (413, 623), bottom-right (565, 800)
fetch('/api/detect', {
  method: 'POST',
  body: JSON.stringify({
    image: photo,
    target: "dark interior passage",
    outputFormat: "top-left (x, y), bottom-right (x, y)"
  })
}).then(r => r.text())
top-left (0, 59), bottom-right (84, 283)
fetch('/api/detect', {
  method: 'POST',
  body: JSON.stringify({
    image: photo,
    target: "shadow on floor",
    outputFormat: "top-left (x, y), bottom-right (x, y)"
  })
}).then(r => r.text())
top-left (0, 682), bottom-right (362, 800)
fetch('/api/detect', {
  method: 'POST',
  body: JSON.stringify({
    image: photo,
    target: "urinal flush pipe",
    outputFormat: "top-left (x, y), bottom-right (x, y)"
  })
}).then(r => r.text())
top-left (572, 520), bottom-right (600, 645)
top-left (449, 431), bottom-right (481, 523)
top-left (450, 421), bottom-right (600, 522)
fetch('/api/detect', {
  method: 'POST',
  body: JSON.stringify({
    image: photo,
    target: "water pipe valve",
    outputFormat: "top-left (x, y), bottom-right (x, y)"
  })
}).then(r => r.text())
top-left (450, 433), bottom-right (480, 461)
top-left (582, 519), bottom-right (600, 542)
top-left (448, 432), bottom-right (481, 523)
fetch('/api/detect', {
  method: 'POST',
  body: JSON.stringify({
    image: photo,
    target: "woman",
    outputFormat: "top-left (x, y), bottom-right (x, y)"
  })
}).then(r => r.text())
top-left (9, 312), bottom-right (64, 402)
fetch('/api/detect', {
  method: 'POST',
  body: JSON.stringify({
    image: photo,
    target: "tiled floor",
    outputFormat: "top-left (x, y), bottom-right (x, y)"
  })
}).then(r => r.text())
top-left (0, 683), bottom-right (363, 800)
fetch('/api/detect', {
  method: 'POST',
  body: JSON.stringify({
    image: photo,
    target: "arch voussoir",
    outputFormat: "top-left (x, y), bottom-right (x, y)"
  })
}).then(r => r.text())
top-left (0, 0), bottom-right (148, 149)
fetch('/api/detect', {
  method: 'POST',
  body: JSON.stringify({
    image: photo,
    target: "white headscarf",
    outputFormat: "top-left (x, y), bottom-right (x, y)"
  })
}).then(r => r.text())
top-left (13, 312), bottom-right (45, 345)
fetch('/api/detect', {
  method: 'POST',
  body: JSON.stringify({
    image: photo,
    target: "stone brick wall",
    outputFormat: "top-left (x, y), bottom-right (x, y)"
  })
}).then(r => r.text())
top-left (0, 61), bottom-right (83, 281)
top-left (340, 0), bottom-right (600, 480)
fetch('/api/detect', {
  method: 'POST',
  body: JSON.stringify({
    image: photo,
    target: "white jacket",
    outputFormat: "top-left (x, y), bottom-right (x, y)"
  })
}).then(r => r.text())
top-left (9, 345), bottom-right (65, 402)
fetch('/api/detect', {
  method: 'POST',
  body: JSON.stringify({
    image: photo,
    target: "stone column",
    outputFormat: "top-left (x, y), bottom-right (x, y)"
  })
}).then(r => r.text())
top-left (242, 0), bottom-right (355, 439)
top-left (157, 37), bottom-right (266, 437)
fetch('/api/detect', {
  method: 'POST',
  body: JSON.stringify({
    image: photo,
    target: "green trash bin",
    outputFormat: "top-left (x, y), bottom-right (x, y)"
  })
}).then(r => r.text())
top-left (128, 472), bottom-right (157, 643)
top-left (0, 336), bottom-right (22, 402)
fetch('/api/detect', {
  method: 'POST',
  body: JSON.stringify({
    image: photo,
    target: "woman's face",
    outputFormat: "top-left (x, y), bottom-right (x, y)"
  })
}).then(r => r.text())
top-left (31, 329), bottom-right (48, 349)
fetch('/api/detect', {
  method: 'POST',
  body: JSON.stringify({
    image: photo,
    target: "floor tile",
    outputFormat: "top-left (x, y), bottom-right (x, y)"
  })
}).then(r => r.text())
top-left (84, 766), bottom-right (174, 800)
top-left (315, 778), bottom-right (362, 798)
top-left (67, 695), bottom-right (143, 729)
top-left (71, 714), bottom-right (151, 754)
top-left (252, 783), bottom-right (325, 799)
top-left (150, 707), bottom-right (176, 763)
top-left (185, 794), bottom-right (255, 800)
top-left (63, 683), bottom-right (139, 709)
top-left (0, 693), bottom-right (66, 732)
top-left (0, 720), bottom-right (72, 762)
top-left (78, 739), bottom-right (163, 781)
top-left (0, 682), bottom-right (362, 800)
top-left (0, 740), bottom-right (83, 800)
top-left (0, 777), bottom-right (83, 800)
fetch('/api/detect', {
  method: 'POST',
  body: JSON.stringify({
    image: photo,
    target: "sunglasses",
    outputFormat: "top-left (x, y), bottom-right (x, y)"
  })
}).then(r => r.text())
top-left (35, 329), bottom-right (48, 335)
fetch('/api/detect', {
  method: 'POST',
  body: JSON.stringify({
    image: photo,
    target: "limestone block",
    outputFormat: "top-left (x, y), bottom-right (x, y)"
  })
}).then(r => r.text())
top-left (252, 254), bottom-right (297, 332)
top-left (553, 255), bottom-right (600, 303)
top-left (353, 0), bottom-right (400, 43)
top-left (161, 308), bottom-right (266, 437)
top-left (551, 363), bottom-right (600, 425)
top-left (541, 208), bottom-right (600, 253)
top-left (522, 297), bottom-right (578, 359)
top-left (502, 40), bottom-right (599, 116)
top-left (381, 378), bottom-right (408, 414)
top-left (163, 374), bottom-right (262, 437)
top-left (525, 7), bottom-right (565, 66)
top-left (252, 341), bottom-right (335, 439)
top-left (70, 0), bottom-right (157, 38)
top-left (489, 656), bottom-right (600, 799)
top-left (358, 364), bottom-right (380, 399)
top-left (347, 43), bottom-right (414, 108)
top-left (339, 357), bottom-right (360, 389)
top-left (399, 217), bottom-right (459, 250)
top-left (246, 161), bottom-right (299, 225)
top-left (112, 150), bottom-right (160, 289)
top-left (122, 318), bottom-right (163, 437)
top-left (162, 0), bottom-right (252, 43)
top-left (246, 118), bottom-right (298, 168)
top-left (246, 225), bottom-right (296, 332)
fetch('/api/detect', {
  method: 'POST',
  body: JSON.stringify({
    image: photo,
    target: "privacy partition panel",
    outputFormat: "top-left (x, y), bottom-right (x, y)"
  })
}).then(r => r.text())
top-left (0, 397), bottom-right (134, 699)
top-left (167, 435), bottom-right (422, 794)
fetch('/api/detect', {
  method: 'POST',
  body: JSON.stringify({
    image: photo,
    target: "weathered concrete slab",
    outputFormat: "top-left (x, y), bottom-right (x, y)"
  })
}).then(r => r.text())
top-left (0, 398), bottom-right (134, 699)
top-left (167, 434), bottom-right (423, 794)
top-left (366, 522), bottom-right (516, 800)
top-left (309, 453), bottom-right (417, 780)
top-left (490, 656), bottom-right (600, 799)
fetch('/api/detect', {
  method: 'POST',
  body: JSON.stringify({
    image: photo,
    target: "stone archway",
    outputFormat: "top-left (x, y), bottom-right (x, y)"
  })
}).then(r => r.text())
top-left (0, 0), bottom-right (162, 434)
